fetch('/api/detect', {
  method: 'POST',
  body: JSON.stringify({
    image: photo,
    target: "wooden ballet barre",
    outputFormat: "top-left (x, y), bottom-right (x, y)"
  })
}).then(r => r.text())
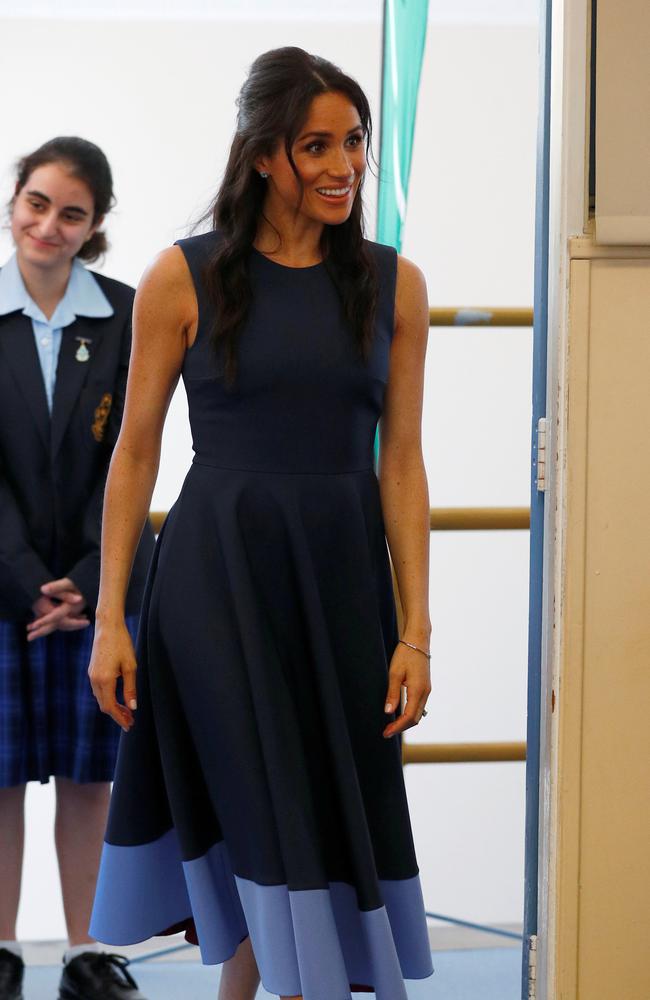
top-left (429, 507), bottom-right (530, 531)
top-left (149, 511), bottom-right (166, 534)
top-left (402, 741), bottom-right (526, 765)
top-left (429, 306), bottom-right (533, 327)
top-left (148, 507), bottom-right (531, 536)
top-left (391, 506), bottom-right (529, 767)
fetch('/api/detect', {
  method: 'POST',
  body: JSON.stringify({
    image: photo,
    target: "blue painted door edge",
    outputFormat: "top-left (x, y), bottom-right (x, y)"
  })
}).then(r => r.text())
top-left (521, 0), bottom-right (552, 996)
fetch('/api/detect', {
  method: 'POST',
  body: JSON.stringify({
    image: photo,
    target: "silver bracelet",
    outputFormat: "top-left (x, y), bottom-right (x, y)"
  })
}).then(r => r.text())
top-left (398, 638), bottom-right (431, 660)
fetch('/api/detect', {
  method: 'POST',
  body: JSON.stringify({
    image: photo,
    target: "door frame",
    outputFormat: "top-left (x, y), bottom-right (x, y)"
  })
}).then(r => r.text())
top-left (520, 0), bottom-right (553, 995)
top-left (526, 1), bottom-right (593, 997)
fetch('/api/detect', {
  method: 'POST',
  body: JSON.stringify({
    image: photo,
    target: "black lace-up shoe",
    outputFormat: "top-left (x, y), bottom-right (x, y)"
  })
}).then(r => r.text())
top-left (0, 948), bottom-right (24, 1000)
top-left (58, 952), bottom-right (148, 1000)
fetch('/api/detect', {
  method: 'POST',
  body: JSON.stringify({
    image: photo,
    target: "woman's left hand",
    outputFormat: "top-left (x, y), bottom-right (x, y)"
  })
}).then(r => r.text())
top-left (382, 641), bottom-right (431, 739)
top-left (26, 578), bottom-right (89, 640)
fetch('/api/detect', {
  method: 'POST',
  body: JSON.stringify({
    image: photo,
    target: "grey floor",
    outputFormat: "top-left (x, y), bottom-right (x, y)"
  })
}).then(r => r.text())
top-left (21, 925), bottom-right (523, 999)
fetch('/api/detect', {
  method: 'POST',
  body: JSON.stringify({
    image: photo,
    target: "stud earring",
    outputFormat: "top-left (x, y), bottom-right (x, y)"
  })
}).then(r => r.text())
top-left (259, 171), bottom-right (269, 179)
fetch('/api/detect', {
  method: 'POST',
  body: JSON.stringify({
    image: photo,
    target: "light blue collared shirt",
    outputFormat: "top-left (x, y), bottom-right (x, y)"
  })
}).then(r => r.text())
top-left (0, 253), bottom-right (114, 412)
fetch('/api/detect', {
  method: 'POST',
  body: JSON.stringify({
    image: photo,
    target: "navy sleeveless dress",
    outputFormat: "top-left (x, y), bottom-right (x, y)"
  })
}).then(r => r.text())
top-left (90, 232), bottom-right (434, 999)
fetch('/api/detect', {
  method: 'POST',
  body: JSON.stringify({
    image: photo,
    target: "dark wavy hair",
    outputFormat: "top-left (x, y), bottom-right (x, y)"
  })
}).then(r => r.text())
top-left (202, 46), bottom-right (379, 385)
top-left (12, 136), bottom-right (114, 263)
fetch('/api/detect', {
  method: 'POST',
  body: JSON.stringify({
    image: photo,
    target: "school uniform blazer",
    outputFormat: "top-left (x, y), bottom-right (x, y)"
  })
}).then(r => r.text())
top-left (0, 270), bottom-right (155, 622)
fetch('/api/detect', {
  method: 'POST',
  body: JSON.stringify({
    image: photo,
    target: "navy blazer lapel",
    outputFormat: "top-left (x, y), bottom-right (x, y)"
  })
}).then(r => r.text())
top-left (0, 312), bottom-right (50, 451)
top-left (51, 316), bottom-right (104, 458)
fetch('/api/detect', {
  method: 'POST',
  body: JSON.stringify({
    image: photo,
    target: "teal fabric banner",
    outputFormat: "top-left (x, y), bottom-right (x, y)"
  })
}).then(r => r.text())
top-left (377, 0), bottom-right (429, 251)
top-left (375, 1), bottom-right (429, 465)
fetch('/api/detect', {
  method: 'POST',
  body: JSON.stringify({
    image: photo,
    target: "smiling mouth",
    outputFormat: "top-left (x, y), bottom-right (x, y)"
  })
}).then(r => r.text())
top-left (315, 185), bottom-right (353, 200)
top-left (29, 234), bottom-right (59, 249)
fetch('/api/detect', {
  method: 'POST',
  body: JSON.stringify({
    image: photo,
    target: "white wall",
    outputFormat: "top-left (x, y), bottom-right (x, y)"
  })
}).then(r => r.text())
top-left (0, 10), bottom-right (538, 940)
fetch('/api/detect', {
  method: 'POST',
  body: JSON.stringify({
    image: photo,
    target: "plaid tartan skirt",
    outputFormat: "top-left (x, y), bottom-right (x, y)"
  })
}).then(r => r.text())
top-left (0, 614), bottom-right (140, 788)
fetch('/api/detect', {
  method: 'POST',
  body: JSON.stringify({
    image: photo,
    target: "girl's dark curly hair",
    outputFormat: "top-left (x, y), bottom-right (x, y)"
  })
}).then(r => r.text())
top-left (13, 136), bottom-right (114, 264)
top-left (202, 46), bottom-right (378, 385)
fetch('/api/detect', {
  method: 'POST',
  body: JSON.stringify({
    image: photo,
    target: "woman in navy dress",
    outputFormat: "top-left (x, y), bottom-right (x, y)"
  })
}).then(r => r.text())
top-left (0, 137), bottom-right (154, 1000)
top-left (89, 48), bottom-right (433, 1000)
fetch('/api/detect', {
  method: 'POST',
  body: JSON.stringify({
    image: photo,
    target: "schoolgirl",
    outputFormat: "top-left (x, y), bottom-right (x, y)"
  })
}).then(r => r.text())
top-left (0, 137), bottom-right (154, 1000)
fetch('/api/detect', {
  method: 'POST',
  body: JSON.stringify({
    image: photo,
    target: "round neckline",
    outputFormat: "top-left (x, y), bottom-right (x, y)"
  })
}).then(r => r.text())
top-left (251, 246), bottom-right (325, 271)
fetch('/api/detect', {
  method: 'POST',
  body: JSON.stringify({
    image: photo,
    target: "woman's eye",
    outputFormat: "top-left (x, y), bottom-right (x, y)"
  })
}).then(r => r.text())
top-left (304, 134), bottom-right (364, 154)
top-left (28, 200), bottom-right (44, 211)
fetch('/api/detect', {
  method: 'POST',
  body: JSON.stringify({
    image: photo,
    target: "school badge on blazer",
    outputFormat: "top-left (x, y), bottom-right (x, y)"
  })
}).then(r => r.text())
top-left (91, 392), bottom-right (112, 442)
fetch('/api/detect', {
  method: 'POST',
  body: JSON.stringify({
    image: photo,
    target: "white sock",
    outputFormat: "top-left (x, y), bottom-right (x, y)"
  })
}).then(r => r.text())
top-left (64, 942), bottom-right (101, 965)
top-left (0, 941), bottom-right (23, 959)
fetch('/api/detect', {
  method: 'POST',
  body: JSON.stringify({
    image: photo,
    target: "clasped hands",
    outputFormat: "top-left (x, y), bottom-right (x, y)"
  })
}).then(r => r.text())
top-left (27, 577), bottom-right (89, 641)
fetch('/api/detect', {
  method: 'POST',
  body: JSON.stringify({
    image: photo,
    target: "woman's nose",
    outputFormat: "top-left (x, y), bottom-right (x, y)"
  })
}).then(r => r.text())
top-left (327, 147), bottom-right (354, 179)
top-left (36, 211), bottom-right (59, 237)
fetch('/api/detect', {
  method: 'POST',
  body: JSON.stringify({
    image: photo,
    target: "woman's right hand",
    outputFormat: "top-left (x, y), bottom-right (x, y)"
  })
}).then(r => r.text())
top-left (88, 618), bottom-right (138, 732)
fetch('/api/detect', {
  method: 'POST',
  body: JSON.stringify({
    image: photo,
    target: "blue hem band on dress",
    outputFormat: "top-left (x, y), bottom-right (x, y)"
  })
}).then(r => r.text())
top-left (90, 828), bottom-right (434, 1000)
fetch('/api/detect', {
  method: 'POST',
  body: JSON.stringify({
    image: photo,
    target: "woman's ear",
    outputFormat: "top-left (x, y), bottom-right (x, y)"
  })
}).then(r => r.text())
top-left (254, 159), bottom-right (270, 177)
top-left (85, 214), bottom-right (105, 243)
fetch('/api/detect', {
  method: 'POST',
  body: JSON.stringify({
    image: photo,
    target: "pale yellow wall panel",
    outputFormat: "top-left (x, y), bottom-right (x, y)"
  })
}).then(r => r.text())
top-left (555, 259), bottom-right (592, 1000)
top-left (562, 257), bottom-right (650, 999)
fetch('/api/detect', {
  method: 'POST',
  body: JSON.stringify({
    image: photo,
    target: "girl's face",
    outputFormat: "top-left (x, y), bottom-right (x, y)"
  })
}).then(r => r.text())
top-left (257, 90), bottom-right (367, 226)
top-left (11, 162), bottom-right (100, 270)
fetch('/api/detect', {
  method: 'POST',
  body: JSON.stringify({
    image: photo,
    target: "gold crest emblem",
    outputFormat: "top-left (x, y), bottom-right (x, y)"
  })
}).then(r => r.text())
top-left (92, 392), bottom-right (113, 442)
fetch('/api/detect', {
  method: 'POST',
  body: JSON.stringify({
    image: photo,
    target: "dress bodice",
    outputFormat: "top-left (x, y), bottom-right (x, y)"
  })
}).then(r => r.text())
top-left (176, 232), bottom-right (397, 475)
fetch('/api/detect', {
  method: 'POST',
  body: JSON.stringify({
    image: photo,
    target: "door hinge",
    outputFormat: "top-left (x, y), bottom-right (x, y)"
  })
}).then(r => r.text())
top-left (535, 418), bottom-right (547, 492)
top-left (527, 933), bottom-right (538, 999)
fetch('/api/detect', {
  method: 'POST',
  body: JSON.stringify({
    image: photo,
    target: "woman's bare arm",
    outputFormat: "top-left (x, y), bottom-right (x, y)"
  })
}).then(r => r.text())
top-left (378, 254), bottom-right (432, 738)
top-left (89, 245), bottom-right (197, 730)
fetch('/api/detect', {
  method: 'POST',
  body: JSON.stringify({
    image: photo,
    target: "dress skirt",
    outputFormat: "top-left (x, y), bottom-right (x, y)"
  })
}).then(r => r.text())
top-left (90, 463), bottom-right (434, 1000)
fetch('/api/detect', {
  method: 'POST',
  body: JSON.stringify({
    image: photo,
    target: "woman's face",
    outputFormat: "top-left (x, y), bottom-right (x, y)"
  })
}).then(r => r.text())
top-left (257, 90), bottom-right (367, 226)
top-left (11, 162), bottom-right (99, 270)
